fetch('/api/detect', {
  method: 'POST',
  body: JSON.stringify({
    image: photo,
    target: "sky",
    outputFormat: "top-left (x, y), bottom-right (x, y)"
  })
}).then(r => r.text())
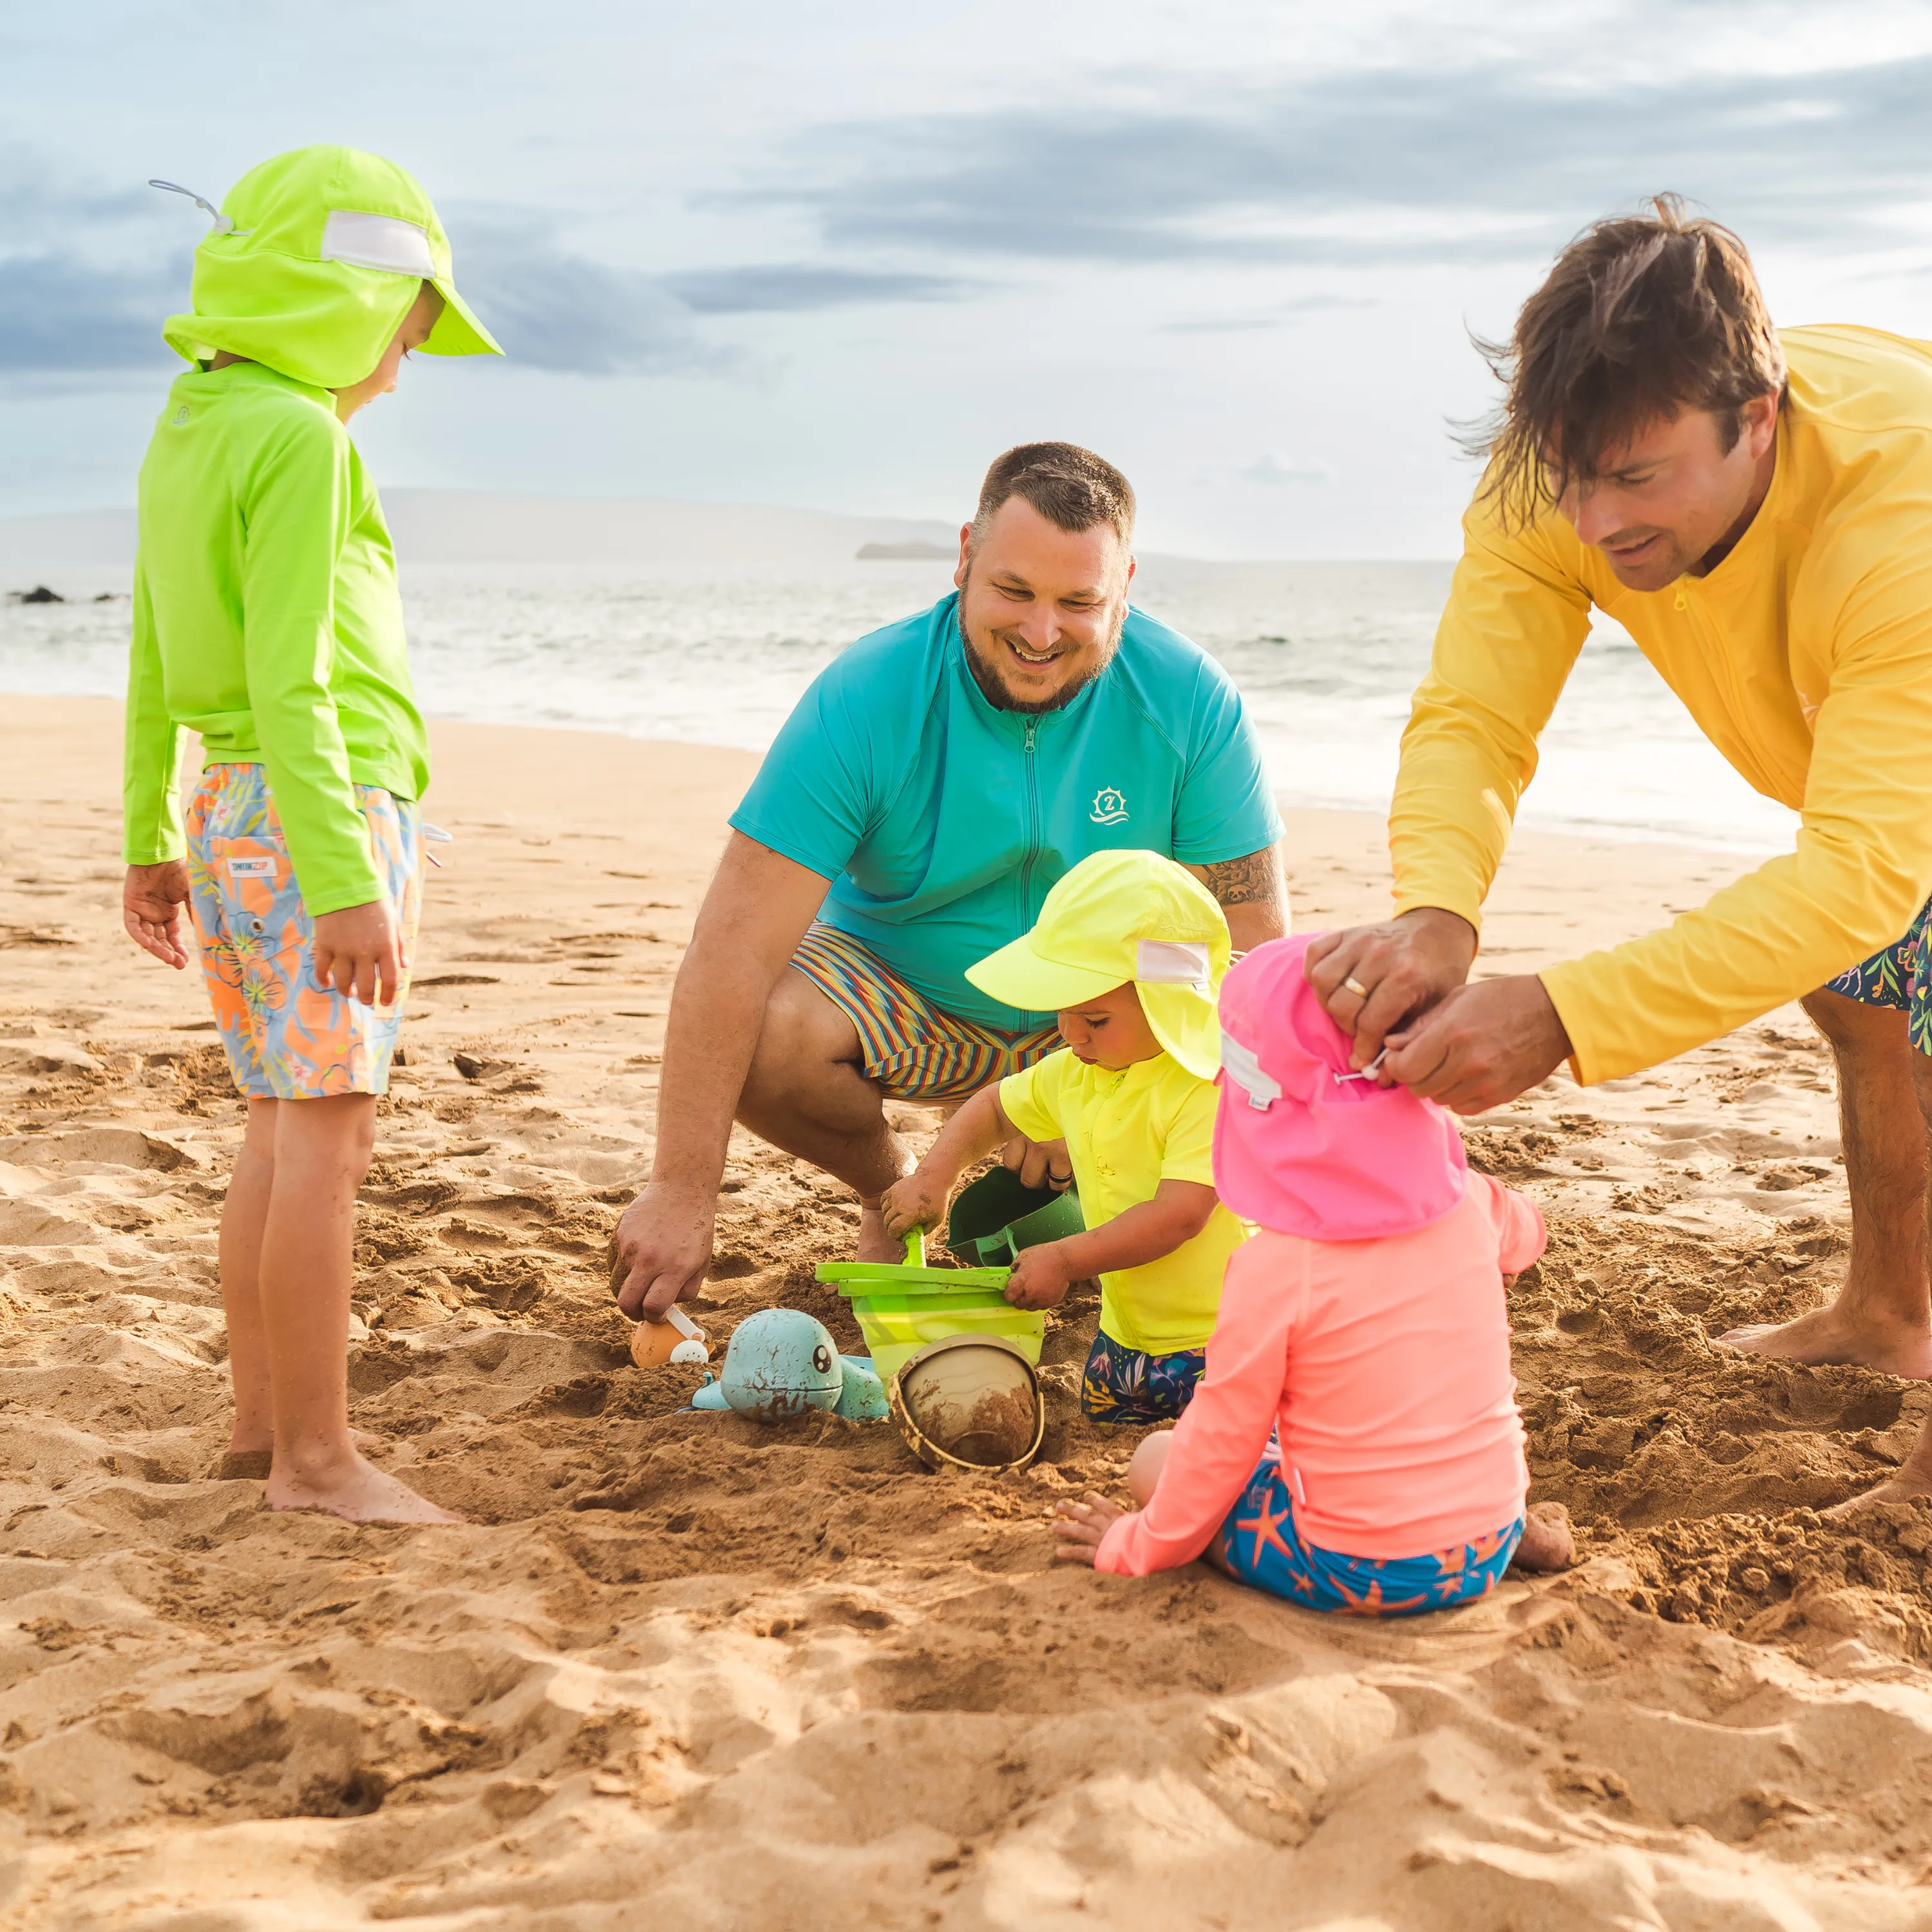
top-left (6, 0), bottom-right (1932, 556)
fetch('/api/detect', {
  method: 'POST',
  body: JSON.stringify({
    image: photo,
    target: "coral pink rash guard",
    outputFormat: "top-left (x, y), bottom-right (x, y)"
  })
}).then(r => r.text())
top-left (1095, 1173), bottom-right (1545, 1571)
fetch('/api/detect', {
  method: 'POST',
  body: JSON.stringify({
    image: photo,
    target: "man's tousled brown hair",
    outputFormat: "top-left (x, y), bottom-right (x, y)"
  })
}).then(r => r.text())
top-left (1470, 194), bottom-right (1786, 527)
top-left (972, 441), bottom-right (1136, 549)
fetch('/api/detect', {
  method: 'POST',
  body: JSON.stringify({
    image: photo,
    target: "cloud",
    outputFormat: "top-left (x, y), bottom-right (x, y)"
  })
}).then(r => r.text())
top-left (1242, 452), bottom-right (1332, 485)
top-left (451, 217), bottom-right (721, 376)
top-left (0, 153), bottom-right (188, 373)
top-left (761, 53), bottom-right (1932, 269)
top-left (1162, 292), bottom-right (1378, 334)
top-left (453, 233), bottom-right (968, 372)
top-left (0, 163), bottom-right (979, 379)
top-left (663, 263), bottom-right (967, 313)
top-left (0, 252), bottom-right (182, 373)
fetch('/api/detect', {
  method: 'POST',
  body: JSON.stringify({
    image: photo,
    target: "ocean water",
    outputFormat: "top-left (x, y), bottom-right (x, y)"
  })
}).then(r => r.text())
top-left (0, 555), bottom-right (1799, 853)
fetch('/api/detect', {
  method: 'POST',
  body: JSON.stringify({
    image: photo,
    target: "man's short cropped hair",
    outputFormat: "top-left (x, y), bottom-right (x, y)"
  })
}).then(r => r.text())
top-left (972, 442), bottom-right (1137, 549)
top-left (1472, 194), bottom-right (1786, 526)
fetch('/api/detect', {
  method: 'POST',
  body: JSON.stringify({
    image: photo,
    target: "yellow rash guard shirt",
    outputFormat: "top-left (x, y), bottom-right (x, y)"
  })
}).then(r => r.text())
top-left (1392, 325), bottom-right (1932, 1083)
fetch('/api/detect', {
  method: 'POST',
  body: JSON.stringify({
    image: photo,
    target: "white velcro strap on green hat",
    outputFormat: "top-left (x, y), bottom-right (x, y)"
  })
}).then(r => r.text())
top-left (1220, 1028), bottom-right (1278, 1110)
top-left (1136, 940), bottom-right (1210, 987)
top-left (320, 209), bottom-right (436, 276)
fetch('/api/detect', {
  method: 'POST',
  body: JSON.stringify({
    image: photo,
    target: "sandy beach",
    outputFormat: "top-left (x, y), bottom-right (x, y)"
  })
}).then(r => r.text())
top-left (5, 692), bottom-right (1932, 1930)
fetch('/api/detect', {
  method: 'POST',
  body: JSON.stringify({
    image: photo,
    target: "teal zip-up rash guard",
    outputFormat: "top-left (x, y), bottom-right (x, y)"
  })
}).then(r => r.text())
top-left (123, 360), bottom-right (427, 914)
top-left (728, 592), bottom-right (1283, 1032)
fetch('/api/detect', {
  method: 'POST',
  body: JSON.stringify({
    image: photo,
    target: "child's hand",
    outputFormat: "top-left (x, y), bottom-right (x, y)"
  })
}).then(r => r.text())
top-left (1003, 1242), bottom-right (1075, 1309)
top-left (312, 899), bottom-right (406, 1007)
top-left (1054, 1492), bottom-right (1127, 1566)
top-left (880, 1170), bottom-right (949, 1244)
top-left (123, 862), bottom-right (191, 969)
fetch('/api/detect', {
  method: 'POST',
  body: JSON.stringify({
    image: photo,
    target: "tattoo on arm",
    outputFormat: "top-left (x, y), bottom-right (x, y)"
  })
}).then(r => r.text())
top-left (1195, 848), bottom-right (1285, 911)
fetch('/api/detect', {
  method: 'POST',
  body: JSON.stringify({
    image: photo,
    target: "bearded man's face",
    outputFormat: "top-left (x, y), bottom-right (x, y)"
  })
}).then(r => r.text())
top-left (952, 497), bottom-right (1133, 714)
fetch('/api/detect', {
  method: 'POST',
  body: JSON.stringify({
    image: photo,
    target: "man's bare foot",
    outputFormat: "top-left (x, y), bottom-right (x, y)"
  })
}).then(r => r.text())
top-left (1511, 1501), bottom-right (1574, 1573)
top-left (1715, 1305), bottom-right (1932, 1378)
top-left (857, 1202), bottom-right (903, 1262)
top-left (1824, 1464), bottom-right (1932, 1520)
top-left (265, 1452), bottom-right (462, 1525)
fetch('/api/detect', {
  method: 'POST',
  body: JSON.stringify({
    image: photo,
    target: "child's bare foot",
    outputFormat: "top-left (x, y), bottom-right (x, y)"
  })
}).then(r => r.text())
top-left (1511, 1501), bottom-right (1574, 1573)
top-left (219, 1427), bottom-right (383, 1482)
top-left (265, 1452), bottom-right (462, 1525)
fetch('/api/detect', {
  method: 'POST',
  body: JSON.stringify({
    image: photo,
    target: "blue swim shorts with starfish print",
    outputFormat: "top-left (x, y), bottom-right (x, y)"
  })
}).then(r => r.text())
top-left (1826, 897), bottom-right (1932, 1056)
top-left (1081, 1329), bottom-right (1208, 1425)
top-left (1216, 1450), bottom-right (1524, 1618)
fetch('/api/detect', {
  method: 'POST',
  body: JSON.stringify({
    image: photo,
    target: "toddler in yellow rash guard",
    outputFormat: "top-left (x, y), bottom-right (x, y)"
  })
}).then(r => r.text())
top-left (882, 850), bottom-right (1246, 1423)
top-left (119, 147), bottom-right (500, 1525)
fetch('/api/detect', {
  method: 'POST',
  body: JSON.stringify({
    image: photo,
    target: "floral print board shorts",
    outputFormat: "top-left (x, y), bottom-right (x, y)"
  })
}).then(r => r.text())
top-left (1081, 1328), bottom-right (1208, 1425)
top-left (1825, 896), bottom-right (1932, 1055)
top-left (1217, 1449), bottom-right (1524, 1618)
top-left (185, 763), bottom-right (422, 1100)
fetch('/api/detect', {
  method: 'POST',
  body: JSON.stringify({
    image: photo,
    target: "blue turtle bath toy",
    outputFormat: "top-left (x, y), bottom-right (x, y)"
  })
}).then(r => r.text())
top-left (689, 1308), bottom-right (887, 1422)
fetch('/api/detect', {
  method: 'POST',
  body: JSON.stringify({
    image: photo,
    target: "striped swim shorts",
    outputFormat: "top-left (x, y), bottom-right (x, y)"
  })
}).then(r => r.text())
top-left (791, 923), bottom-right (1061, 1104)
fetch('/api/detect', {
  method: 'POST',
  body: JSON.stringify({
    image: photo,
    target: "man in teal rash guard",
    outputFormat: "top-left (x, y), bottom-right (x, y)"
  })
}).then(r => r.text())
top-left (612, 442), bottom-right (1287, 1317)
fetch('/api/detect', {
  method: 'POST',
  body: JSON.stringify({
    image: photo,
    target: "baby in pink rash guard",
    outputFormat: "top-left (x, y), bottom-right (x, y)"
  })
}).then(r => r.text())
top-left (1053, 934), bottom-right (1573, 1615)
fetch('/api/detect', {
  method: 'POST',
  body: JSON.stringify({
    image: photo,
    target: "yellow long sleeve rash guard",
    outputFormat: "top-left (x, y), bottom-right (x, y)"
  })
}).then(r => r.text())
top-left (1393, 325), bottom-right (1932, 1084)
top-left (122, 360), bottom-right (428, 914)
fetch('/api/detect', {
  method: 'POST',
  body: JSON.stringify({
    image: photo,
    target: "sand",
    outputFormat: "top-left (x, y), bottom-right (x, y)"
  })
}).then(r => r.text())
top-left (5, 692), bottom-right (1932, 1930)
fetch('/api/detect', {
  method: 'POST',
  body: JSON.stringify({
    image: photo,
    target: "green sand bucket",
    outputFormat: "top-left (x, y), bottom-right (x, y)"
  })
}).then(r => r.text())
top-left (817, 1231), bottom-right (1046, 1380)
top-left (946, 1166), bottom-right (1083, 1265)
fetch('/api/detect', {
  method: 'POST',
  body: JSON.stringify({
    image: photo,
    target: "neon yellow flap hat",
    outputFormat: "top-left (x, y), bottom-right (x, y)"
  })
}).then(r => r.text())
top-left (158, 145), bottom-right (502, 391)
top-left (966, 849), bottom-right (1231, 1080)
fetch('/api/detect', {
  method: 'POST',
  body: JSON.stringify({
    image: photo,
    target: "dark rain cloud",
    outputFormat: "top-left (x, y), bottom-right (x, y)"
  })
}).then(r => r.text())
top-left (762, 55), bottom-right (1932, 267)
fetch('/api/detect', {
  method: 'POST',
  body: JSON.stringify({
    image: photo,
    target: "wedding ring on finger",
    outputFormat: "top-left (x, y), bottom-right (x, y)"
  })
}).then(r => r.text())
top-left (1341, 974), bottom-right (1370, 999)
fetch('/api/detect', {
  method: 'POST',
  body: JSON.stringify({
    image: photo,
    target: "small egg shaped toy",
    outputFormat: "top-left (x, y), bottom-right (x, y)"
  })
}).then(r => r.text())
top-left (691, 1309), bottom-right (846, 1420)
top-left (630, 1303), bottom-right (710, 1369)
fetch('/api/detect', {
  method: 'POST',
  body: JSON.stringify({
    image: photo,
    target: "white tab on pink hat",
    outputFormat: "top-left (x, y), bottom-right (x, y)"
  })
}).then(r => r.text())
top-left (1218, 1028), bottom-right (1280, 1110)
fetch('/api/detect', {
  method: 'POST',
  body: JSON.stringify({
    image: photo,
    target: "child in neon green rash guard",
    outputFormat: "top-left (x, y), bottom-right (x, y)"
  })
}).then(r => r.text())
top-left (120, 146), bottom-right (501, 1527)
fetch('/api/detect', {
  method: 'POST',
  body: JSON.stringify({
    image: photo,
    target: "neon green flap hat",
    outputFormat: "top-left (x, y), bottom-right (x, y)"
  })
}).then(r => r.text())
top-left (158, 145), bottom-right (502, 390)
top-left (966, 849), bottom-right (1231, 1079)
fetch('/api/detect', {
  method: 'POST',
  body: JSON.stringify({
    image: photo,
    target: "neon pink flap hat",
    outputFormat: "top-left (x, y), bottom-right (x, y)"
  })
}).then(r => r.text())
top-left (1213, 934), bottom-right (1468, 1240)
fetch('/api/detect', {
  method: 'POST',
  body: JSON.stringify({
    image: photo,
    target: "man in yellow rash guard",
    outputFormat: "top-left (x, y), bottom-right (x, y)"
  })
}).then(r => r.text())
top-left (1303, 198), bottom-right (1932, 1515)
top-left (119, 146), bottom-right (500, 1526)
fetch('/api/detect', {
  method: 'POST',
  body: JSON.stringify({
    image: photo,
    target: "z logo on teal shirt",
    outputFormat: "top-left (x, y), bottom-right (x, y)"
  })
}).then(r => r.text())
top-left (1090, 787), bottom-right (1128, 825)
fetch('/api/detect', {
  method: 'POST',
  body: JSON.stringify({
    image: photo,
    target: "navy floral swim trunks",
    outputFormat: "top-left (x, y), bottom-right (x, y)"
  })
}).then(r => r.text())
top-left (1080, 1330), bottom-right (1208, 1425)
top-left (1826, 897), bottom-right (1932, 1054)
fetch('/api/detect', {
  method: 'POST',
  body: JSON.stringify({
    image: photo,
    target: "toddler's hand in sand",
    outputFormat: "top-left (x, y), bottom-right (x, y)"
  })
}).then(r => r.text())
top-left (124, 861), bottom-right (191, 969)
top-left (880, 1171), bottom-right (949, 1245)
top-left (1004, 1242), bottom-right (1075, 1310)
top-left (1054, 1492), bottom-right (1127, 1566)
